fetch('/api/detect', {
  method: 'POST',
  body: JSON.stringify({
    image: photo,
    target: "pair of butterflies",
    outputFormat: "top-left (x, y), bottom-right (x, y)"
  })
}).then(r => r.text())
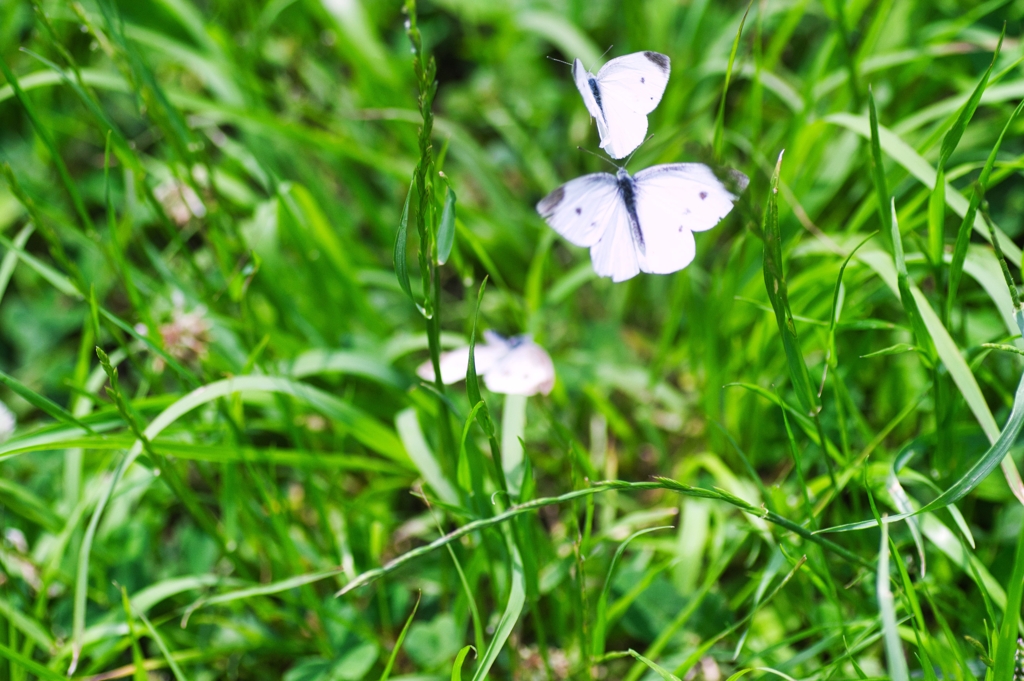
top-left (537, 51), bottom-right (748, 282)
top-left (423, 52), bottom-right (748, 394)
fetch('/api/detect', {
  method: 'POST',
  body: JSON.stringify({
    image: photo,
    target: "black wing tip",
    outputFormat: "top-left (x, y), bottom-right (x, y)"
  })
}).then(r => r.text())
top-left (643, 51), bottom-right (670, 72)
top-left (729, 169), bottom-right (750, 194)
top-left (536, 185), bottom-right (566, 217)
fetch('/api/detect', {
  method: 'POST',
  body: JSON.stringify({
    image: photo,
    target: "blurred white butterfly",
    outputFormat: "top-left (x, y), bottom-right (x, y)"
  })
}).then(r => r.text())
top-left (573, 51), bottom-right (671, 159)
top-left (416, 332), bottom-right (555, 396)
top-left (536, 164), bottom-right (748, 282)
top-left (0, 400), bottom-right (14, 443)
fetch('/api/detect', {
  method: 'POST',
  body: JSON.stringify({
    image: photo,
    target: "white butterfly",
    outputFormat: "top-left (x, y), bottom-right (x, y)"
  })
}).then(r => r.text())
top-left (573, 51), bottom-right (671, 159)
top-left (0, 400), bottom-right (14, 443)
top-left (536, 164), bottom-right (748, 282)
top-left (416, 332), bottom-right (555, 396)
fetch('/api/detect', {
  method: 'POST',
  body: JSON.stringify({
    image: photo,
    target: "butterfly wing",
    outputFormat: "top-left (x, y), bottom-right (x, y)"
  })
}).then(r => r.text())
top-left (595, 96), bottom-right (649, 160)
top-left (588, 198), bottom-right (641, 282)
top-left (572, 59), bottom-right (603, 122)
top-left (416, 340), bottom-right (511, 385)
top-left (595, 51), bottom-right (671, 116)
top-left (483, 340), bottom-right (556, 396)
top-left (536, 173), bottom-right (620, 248)
top-left (632, 163), bottom-right (747, 275)
top-left (589, 51), bottom-right (670, 159)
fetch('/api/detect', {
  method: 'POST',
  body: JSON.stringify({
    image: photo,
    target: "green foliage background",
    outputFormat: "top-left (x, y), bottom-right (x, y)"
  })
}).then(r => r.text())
top-left (2, 0), bottom-right (1024, 679)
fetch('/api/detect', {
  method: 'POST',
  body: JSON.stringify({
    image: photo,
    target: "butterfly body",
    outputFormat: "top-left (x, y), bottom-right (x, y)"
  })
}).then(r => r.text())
top-left (537, 164), bottom-right (748, 282)
top-left (614, 168), bottom-right (645, 253)
top-left (572, 51), bottom-right (671, 159)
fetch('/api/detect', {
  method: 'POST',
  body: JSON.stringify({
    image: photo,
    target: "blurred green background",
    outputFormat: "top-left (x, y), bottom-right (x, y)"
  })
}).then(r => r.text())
top-left (2, 0), bottom-right (1024, 679)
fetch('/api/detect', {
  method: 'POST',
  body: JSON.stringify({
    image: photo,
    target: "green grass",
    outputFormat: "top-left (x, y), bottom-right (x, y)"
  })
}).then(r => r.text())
top-left (1, 0), bottom-right (1024, 679)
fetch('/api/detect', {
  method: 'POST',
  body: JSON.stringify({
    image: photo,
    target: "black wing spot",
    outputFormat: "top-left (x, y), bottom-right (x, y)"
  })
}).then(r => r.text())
top-left (643, 51), bottom-right (670, 71)
top-left (641, 77), bottom-right (645, 83)
top-left (575, 207), bottom-right (582, 215)
top-left (591, 221), bottom-right (597, 226)
top-left (699, 191), bottom-right (708, 200)
top-left (678, 226), bottom-right (683, 232)
top-left (538, 186), bottom-right (565, 216)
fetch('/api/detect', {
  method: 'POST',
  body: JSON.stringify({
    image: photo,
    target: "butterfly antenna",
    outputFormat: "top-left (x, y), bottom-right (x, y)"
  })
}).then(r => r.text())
top-left (622, 134), bottom-right (655, 168)
top-left (599, 44), bottom-right (614, 60)
top-left (576, 146), bottom-right (621, 170)
top-left (546, 55), bottom-right (572, 66)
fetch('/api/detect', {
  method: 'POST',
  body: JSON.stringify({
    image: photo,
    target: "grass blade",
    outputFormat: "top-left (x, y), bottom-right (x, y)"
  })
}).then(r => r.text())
top-left (130, 601), bottom-right (191, 681)
top-left (285, 349), bottom-right (406, 387)
top-left (725, 383), bottom-right (842, 461)
top-left (827, 231), bottom-right (876, 362)
top-left (0, 597), bottom-right (53, 652)
top-left (0, 224), bottom-right (32, 305)
top-left (74, 375), bottom-right (406, 664)
top-left (441, 534), bottom-right (485, 655)
top-left (877, 520), bottom-right (910, 681)
top-left (0, 56), bottom-right (94, 235)
top-left (120, 586), bottom-right (149, 681)
top-left (820, 367), bottom-right (1024, 534)
top-left (913, 281), bottom-right (1024, 504)
top-left (937, 24), bottom-right (1003, 169)
top-left (734, 547), bottom-right (786, 658)
top-left (948, 96), bottom-right (1024, 322)
top-left (592, 526), bottom-right (673, 659)
top-left (929, 25), bottom-right (1003, 264)
top-left (713, 0), bottom-right (754, 159)
top-left (0, 477), bottom-right (61, 531)
top-left (379, 591), bottom-right (421, 681)
top-left (184, 567), bottom-right (345, 624)
top-left (671, 555), bottom-right (807, 677)
top-left (0, 163), bottom-right (84, 290)
top-left (983, 208), bottom-right (1024, 335)
top-left (0, 642), bottom-right (65, 681)
top-left (827, 112), bottom-right (1023, 264)
top-left (501, 393), bottom-right (527, 499)
top-left (628, 649), bottom-right (681, 681)
top-left (456, 400), bottom-right (489, 508)
top-left (338, 480), bottom-right (870, 597)
top-left (451, 645), bottom-right (475, 681)
top-left (394, 178), bottom-right (417, 304)
top-left (762, 150), bottom-right (820, 417)
top-left (465, 279), bottom-right (487, 411)
top-left (465, 277), bottom-right (507, 495)
top-left (886, 461), bottom-right (926, 576)
top-left (913, 370), bottom-right (1024, 511)
top-left (396, 408), bottom-right (458, 505)
top-left (887, 537), bottom-right (937, 681)
top-left (0, 230), bottom-right (200, 387)
top-left (927, 170), bottom-right (945, 267)
top-left (867, 87), bottom-right (892, 245)
top-left (993, 519), bottom-right (1024, 681)
top-left (853, 240), bottom-right (1024, 506)
top-left (0, 369), bottom-right (93, 434)
top-left (470, 529), bottom-right (526, 681)
top-left (437, 179), bottom-right (456, 265)
top-left (889, 200), bottom-right (936, 362)
top-left (860, 343), bottom-right (916, 358)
